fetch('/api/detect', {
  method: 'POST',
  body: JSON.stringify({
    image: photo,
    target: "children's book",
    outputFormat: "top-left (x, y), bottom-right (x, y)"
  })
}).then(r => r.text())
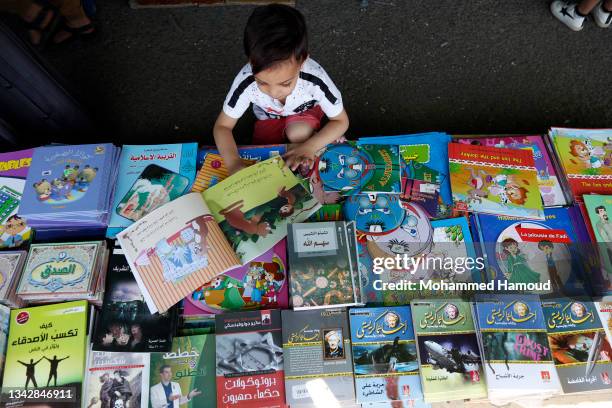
top-left (449, 143), bottom-right (544, 219)
top-left (474, 294), bottom-right (561, 404)
top-left (196, 144), bottom-right (286, 172)
top-left (473, 208), bottom-right (589, 295)
top-left (149, 334), bottom-right (215, 408)
top-left (0, 301), bottom-right (88, 405)
top-left (117, 193), bottom-right (241, 314)
top-left (399, 144), bottom-right (445, 218)
top-left (542, 299), bottom-right (612, 393)
top-left (358, 132), bottom-right (453, 209)
top-left (457, 136), bottom-right (569, 207)
top-left (314, 143), bottom-right (402, 195)
top-left (596, 301), bottom-right (612, 347)
top-left (548, 127), bottom-right (612, 199)
top-left (191, 153), bottom-right (255, 193)
top-left (583, 195), bottom-right (612, 294)
top-left (84, 351), bottom-right (150, 408)
top-left (411, 299), bottom-right (487, 403)
top-left (107, 143), bottom-right (198, 238)
top-left (18, 143), bottom-right (120, 228)
top-left (92, 246), bottom-right (177, 352)
top-left (16, 241), bottom-right (107, 303)
top-left (0, 250), bottom-right (26, 307)
top-left (349, 306), bottom-right (425, 406)
top-left (215, 310), bottom-right (285, 408)
top-left (282, 308), bottom-right (354, 407)
top-left (287, 221), bottom-right (361, 310)
top-left (202, 156), bottom-right (320, 264)
top-left (0, 304), bottom-right (9, 382)
top-left (0, 149), bottom-right (33, 249)
top-left (184, 240), bottom-right (288, 316)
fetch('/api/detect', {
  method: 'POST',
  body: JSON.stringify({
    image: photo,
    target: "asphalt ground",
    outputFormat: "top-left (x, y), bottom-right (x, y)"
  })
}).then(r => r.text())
top-left (2, 0), bottom-right (612, 144)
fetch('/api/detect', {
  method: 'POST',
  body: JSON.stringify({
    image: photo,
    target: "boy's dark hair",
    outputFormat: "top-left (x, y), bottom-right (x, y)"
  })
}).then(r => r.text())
top-left (538, 240), bottom-right (554, 250)
top-left (595, 205), bottom-right (606, 213)
top-left (244, 4), bottom-right (308, 74)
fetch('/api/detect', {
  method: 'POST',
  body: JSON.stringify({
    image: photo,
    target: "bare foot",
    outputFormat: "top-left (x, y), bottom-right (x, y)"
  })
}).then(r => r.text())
top-left (53, 16), bottom-right (94, 44)
top-left (22, 3), bottom-right (55, 45)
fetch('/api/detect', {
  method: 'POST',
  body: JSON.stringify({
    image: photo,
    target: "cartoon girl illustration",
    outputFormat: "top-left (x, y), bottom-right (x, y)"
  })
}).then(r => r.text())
top-left (245, 265), bottom-right (265, 304)
top-left (500, 238), bottom-right (541, 284)
top-left (262, 265), bottom-right (284, 304)
top-left (569, 139), bottom-right (604, 169)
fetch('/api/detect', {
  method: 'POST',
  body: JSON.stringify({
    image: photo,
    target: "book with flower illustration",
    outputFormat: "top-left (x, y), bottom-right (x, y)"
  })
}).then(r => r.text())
top-left (117, 156), bottom-right (319, 314)
top-left (548, 128), bottom-right (612, 200)
top-left (457, 136), bottom-right (569, 207)
top-left (448, 143), bottom-right (544, 219)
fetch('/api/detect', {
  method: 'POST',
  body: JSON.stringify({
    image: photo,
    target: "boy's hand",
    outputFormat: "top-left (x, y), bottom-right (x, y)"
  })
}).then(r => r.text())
top-left (283, 141), bottom-right (320, 171)
top-left (227, 160), bottom-right (246, 175)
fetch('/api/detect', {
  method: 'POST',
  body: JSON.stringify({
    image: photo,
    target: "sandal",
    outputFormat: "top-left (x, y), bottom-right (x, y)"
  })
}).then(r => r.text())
top-left (52, 18), bottom-right (96, 44)
top-left (22, 1), bottom-right (58, 46)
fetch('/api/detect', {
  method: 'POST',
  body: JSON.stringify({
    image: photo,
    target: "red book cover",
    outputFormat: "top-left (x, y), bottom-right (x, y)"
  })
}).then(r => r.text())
top-left (215, 310), bottom-right (286, 408)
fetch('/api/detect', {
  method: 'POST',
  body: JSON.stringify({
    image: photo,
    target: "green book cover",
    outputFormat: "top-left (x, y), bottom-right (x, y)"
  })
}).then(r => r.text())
top-left (583, 194), bottom-right (612, 292)
top-left (411, 299), bottom-right (487, 403)
top-left (1, 300), bottom-right (88, 406)
top-left (149, 334), bottom-right (215, 408)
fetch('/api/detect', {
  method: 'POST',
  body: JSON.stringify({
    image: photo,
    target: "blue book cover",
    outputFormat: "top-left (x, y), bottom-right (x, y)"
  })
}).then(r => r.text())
top-left (197, 144), bottom-right (286, 169)
top-left (475, 208), bottom-right (588, 295)
top-left (106, 143), bottom-right (198, 238)
top-left (19, 144), bottom-right (116, 217)
top-left (542, 299), bottom-right (612, 393)
top-left (349, 306), bottom-right (425, 406)
top-left (474, 294), bottom-right (561, 401)
top-left (357, 133), bottom-right (452, 206)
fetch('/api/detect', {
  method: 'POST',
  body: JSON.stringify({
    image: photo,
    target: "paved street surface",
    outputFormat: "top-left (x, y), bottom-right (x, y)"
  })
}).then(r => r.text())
top-left (3, 0), bottom-right (612, 144)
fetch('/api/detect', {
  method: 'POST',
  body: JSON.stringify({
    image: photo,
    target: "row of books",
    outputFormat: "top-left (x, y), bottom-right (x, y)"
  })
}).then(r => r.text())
top-left (0, 297), bottom-right (611, 407)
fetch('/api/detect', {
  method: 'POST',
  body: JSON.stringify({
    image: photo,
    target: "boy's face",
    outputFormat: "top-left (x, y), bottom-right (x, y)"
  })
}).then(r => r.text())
top-left (254, 57), bottom-right (303, 102)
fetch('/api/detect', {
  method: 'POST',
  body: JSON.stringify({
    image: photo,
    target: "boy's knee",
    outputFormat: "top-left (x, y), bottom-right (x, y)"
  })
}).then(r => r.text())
top-left (286, 122), bottom-right (315, 143)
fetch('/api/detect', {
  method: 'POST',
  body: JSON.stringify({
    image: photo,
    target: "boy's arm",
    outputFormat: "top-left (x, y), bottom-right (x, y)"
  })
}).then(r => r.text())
top-left (213, 111), bottom-right (245, 174)
top-left (284, 109), bottom-right (349, 170)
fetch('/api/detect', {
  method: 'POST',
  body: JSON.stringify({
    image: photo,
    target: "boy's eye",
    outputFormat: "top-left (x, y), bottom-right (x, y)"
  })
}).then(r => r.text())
top-left (281, 82), bottom-right (292, 87)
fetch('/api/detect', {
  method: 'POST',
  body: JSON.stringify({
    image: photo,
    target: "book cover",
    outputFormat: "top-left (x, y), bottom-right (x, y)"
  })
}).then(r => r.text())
top-left (0, 250), bottom-right (26, 305)
top-left (1, 301), bottom-right (88, 405)
top-left (215, 310), bottom-right (285, 408)
top-left (149, 334), bottom-right (215, 408)
top-left (583, 195), bottom-right (612, 294)
top-left (542, 299), bottom-right (612, 393)
top-left (548, 128), bottom-right (612, 199)
top-left (282, 308), bottom-right (354, 407)
top-left (474, 294), bottom-right (561, 402)
top-left (117, 193), bottom-right (241, 314)
top-left (457, 136), bottom-right (568, 207)
top-left (411, 299), bottom-right (487, 402)
top-left (448, 143), bottom-right (544, 219)
top-left (107, 143), bottom-right (198, 238)
top-left (474, 208), bottom-right (588, 295)
top-left (191, 153), bottom-right (255, 193)
top-left (0, 149), bottom-right (34, 249)
top-left (93, 247), bottom-right (177, 352)
top-left (596, 301), bottom-right (612, 348)
top-left (287, 221), bottom-right (360, 310)
top-left (349, 307), bottom-right (424, 406)
top-left (202, 156), bottom-right (320, 264)
top-left (16, 241), bottom-right (103, 297)
top-left (313, 143), bottom-right (402, 195)
top-left (19, 143), bottom-right (116, 215)
top-left (85, 351), bottom-right (150, 408)
top-left (184, 239), bottom-right (288, 316)
top-left (0, 304), bottom-right (9, 382)
top-left (196, 145), bottom-right (286, 172)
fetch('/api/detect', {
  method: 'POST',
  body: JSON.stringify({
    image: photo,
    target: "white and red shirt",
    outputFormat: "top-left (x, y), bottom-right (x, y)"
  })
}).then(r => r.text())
top-left (222, 58), bottom-right (344, 121)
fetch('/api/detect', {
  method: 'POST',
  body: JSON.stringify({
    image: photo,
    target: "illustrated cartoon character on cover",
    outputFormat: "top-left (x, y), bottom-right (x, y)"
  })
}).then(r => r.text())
top-left (243, 264), bottom-right (265, 304)
top-left (33, 179), bottom-right (52, 201)
top-left (63, 164), bottom-right (79, 184)
top-left (50, 177), bottom-right (72, 200)
top-left (0, 215), bottom-right (31, 248)
top-left (317, 144), bottom-right (369, 192)
top-left (500, 238), bottom-right (541, 284)
top-left (308, 172), bottom-right (341, 205)
top-left (262, 263), bottom-right (285, 304)
top-left (569, 139), bottom-right (606, 169)
top-left (219, 200), bottom-right (272, 238)
top-left (119, 178), bottom-right (171, 220)
top-left (487, 174), bottom-right (529, 206)
top-left (76, 165), bottom-right (98, 191)
top-left (211, 275), bottom-right (246, 310)
top-left (347, 193), bottom-right (404, 234)
top-left (466, 168), bottom-right (492, 204)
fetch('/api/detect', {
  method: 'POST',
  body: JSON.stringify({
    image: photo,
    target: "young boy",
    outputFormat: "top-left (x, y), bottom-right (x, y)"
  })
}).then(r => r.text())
top-left (551, 0), bottom-right (612, 31)
top-left (213, 4), bottom-right (349, 173)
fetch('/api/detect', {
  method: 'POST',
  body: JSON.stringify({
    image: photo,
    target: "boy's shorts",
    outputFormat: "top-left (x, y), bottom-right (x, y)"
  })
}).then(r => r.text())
top-left (253, 105), bottom-right (324, 145)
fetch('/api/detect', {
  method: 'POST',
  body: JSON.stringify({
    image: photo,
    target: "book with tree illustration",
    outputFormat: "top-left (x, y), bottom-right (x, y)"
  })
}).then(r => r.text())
top-left (548, 128), bottom-right (612, 200)
top-left (448, 143), bottom-right (544, 219)
top-left (117, 156), bottom-right (319, 314)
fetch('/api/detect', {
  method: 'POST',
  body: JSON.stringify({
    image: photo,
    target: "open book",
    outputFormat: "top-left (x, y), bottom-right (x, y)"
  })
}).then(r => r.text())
top-left (117, 156), bottom-right (320, 313)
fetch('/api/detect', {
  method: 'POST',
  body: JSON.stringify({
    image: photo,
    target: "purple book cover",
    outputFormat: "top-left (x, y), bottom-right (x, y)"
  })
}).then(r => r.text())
top-left (0, 149), bottom-right (34, 248)
top-left (18, 144), bottom-right (115, 216)
top-left (457, 136), bottom-right (568, 207)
